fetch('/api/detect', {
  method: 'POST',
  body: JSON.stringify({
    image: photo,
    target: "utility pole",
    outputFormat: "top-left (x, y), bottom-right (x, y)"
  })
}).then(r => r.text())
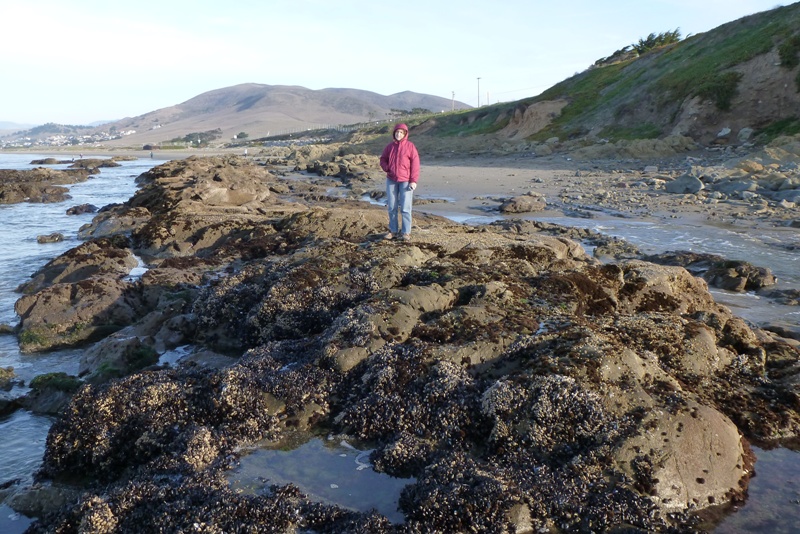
top-left (477, 77), bottom-right (481, 107)
top-left (451, 91), bottom-right (455, 111)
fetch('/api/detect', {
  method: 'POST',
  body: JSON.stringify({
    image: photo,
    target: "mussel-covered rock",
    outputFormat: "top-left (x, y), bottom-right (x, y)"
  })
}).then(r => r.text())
top-left (20, 156), bottom-right (800, 533)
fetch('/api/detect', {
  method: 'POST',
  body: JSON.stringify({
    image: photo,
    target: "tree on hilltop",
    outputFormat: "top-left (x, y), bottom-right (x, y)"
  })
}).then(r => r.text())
top-left (633, 29), bottom-right (682, 55)
top-left (593, 29), bottom-right (683, 67)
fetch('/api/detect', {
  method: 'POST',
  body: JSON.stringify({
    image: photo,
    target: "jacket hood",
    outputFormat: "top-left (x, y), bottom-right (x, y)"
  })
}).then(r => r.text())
top-left (393, 123), bottom-right (409, 136)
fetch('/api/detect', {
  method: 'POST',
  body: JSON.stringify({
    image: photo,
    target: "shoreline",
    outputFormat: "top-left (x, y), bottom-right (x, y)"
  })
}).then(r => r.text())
top-left (5, 144), bottom-right (797, 233)
top-left (1, 145), bottom-right (245, 162)
top-left (7, 145), bottom-right (796, 338)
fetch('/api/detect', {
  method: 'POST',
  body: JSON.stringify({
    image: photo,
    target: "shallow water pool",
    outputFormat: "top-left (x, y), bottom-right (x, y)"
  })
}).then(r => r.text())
top-left (228, 437), bottom-right (413, 523)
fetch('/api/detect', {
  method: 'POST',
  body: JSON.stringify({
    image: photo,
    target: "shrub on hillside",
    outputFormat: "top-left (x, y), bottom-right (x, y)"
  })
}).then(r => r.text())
top-left (778, 34), bottom-right (800, 68)
top-left (696, 71), bottom-right (743, 111)
top-left (777, 34), bottom-right (800, 91)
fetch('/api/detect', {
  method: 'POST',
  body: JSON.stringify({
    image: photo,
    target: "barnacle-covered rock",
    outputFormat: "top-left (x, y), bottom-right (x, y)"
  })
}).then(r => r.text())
top-left (23, 157), bottom-right (800, 533)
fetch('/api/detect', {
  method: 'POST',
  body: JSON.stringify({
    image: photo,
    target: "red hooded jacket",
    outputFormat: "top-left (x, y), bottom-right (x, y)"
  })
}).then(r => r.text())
top-left (379, 123), bottom-right (420, 184)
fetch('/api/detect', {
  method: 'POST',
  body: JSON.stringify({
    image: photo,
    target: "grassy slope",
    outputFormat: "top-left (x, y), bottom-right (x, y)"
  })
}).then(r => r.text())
top-left (414, 3), bottom-right (800, 145)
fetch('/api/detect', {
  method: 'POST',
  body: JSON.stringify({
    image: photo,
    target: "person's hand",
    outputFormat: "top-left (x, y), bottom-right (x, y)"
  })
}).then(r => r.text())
top-left (409, 182), bottom-right (417, 191)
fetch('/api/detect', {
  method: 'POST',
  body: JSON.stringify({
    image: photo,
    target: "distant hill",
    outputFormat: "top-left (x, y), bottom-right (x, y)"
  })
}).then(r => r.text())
top-left (98, 84), bottom-right (470, 146)
top-left (0, 120), bottom-right (35, 134)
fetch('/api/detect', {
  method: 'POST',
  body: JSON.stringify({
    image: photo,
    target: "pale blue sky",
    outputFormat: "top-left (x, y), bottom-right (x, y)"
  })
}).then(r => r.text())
top-left (1, 0), bottom-right (788, 125)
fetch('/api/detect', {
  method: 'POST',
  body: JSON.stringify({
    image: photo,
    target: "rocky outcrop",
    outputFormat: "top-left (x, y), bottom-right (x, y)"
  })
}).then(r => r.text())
top-left (570, 135), bottom-right (699, 161)
top-left (665, 172), bottom-right (704, 194)
top-left (66, 203), bottom-right (99, 215)
top-left (77, 206), bottom-right (151, 240)
top-left (0, 167), bottom-right (92, 204)
top-left (17, 236), bottom-right (138, 295)
top-left (521, 139), bottom-right (800, 229)
top-left (499, 191), bottom-right (547, 213)
top-left (13, 236), bottom-right (146, 353)
top-left (36, 233), bottom-right (64, 244)
top-left (15, 156), bottom-right (800, 533)
top-left (0, 367), bottom-right (17, 390)
top-left (643, 251), bottom-right (777, 292)
top-left (18, 373), bottom-right (82, 415)
top-left (69, 158), bottom-right (121, 170)
top-left (15, 277), bottom-right (142, 353)
top-left (697, 152), bottom-right (800, 207)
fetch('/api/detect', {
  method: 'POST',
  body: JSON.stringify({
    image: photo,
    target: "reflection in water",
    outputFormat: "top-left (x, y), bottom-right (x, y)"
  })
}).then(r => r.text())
top-left (228, 437), bottom-right (412, 523)
top-left (713, 446), bottom-right (800, 533)
top-left (0, 504), bottom-right (32, 534)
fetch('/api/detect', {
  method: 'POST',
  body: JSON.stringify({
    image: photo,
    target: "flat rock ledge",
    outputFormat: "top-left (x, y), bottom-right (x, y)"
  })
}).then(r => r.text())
top-left (8, 156), bottom-right (800, 533)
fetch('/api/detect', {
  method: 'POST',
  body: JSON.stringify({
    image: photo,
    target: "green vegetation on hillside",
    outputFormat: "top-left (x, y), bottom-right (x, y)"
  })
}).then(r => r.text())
top-left (428, 107), bottom-right (513, 137)
top-left (582, 8), bottom-right (795, 127)
top-left (389, 108), bottom-right (433, 118)
top-left (778, 33), bottom-right (800, 90)
top-left (778, 33), bottom-right (800, 67)
top-left (416, 4), bottom-right (800, 145)
top-left (756, 116), bottom-right (800, 142)
top-left (537, 63), bottom-right (632, 140)
top-left (653, 12), bottom-right (788, 108)
top-left (695, 72), bottom-right (744, 111)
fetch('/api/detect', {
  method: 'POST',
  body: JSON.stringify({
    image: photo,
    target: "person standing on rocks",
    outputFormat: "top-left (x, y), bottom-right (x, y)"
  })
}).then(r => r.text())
top-left (380, 123), bottom-right (420, 241)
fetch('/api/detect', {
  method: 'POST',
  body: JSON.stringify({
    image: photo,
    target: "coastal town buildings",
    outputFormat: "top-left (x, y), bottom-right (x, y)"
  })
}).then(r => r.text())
top-left (0, 129), bottom-right (137, 149)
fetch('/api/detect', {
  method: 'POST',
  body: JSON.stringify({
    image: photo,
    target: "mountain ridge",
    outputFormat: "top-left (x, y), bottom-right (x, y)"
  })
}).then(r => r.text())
top-left (147, 83), bottom-right (469, 127)
top-left (2, 84), bottom-right (470, 147)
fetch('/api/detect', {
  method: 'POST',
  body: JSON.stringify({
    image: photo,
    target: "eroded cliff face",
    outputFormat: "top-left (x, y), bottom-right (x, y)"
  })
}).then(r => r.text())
top-left (16, 156), bottom-right (800, 532)
top-left (485, 43), bottom-right (800, 151)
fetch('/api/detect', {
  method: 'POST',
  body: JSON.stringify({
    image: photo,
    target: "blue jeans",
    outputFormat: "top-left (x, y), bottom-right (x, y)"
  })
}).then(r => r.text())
top-left (386, 178), bottom-right (414, 235)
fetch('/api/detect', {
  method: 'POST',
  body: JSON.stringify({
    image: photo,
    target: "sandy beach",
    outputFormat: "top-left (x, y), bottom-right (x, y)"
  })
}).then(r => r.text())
top-left (415, 154), bottom-right (798, 236)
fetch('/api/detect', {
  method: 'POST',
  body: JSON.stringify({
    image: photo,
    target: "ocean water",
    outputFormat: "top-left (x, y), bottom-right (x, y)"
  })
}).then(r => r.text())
top-left (0, 152), bottom-right (155, 533)
top-left (0, 154), bottom-right (155, 379)
top-left (0, 153), bottom-right (798, 531)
